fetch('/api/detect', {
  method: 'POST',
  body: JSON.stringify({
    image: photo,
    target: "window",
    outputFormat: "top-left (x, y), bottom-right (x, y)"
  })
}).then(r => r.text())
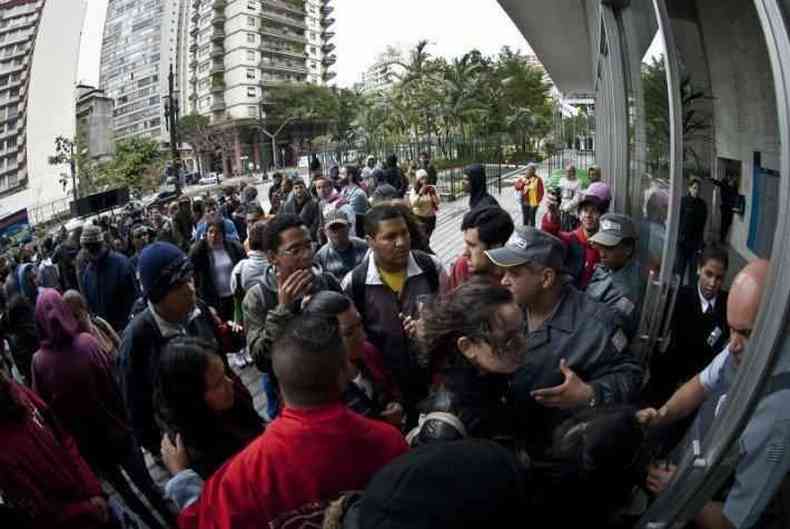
top-left (247, 1), bottom-right (257, 10)
top-left (247, 86), bottom-right (257, 97)
top-left (247, 105), bottom-right (257, 118)
top-left (246, 32), bottom-right (256, 43)
top-left (310, 46), bottom-right (316, 55)
top-left (246, 50), bottom-right (256, 61)
top-left (246, 68), bottom-right (256, 79)
top-left (247, 16), bottom-right (255, 27)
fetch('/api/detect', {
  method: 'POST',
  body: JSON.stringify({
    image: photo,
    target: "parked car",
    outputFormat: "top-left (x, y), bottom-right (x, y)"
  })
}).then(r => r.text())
top-left (199, 173), bottom-right (219, 185)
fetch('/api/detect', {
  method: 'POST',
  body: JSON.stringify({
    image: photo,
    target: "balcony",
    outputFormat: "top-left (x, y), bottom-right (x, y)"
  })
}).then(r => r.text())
top-left (260, 60), bottom-right (308, 75)
top-left (321, 43), bottom-right (335, 53)
top-left (259, 27), bottom-right (307, 44)
top-left (261, 0), bottom-right (306, 16)
top-left (260, 44), bottom-right (306, 60)
top-left (259, 11), bottom-right (306, 30)
top-left (209, 61), bottom-right (225, 74)
top-left (321, 54), bottom-right (336, 66)
top-left (211, 28), bottom-right (225, 41)
top-left (212, 13), bottom-right (225, 25)
top-left (322, 30), bottom-right (334, 40)
top-left (190, 42), bottom-right (198, 52)
top-left (211, 45), bottom-right (223, 58)
top-left (320, 17), bottom-right (335, 27)
top-left (190, 58), bottom-right (198, 68)
top-left (193, 0), bottom-right (200, 8)
top-left (322, 71), bottom-right (336, 82)
top-left (321, 5), bottom-right (333, 15)
top-left (192, 11), bottom-right (199, 22)
top-left (190, 25), bottom-right (198, 36)
top-left (211, 80), bottom-right (225, 93)
top-left (212, 0), bottom-right (226, 8)
top-left (210, 97), bottom-right (226, 111)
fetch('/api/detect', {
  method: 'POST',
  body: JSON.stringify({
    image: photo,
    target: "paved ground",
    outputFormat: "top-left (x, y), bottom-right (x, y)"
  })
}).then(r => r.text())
top-left (122, 165), bottom-right (530, 527)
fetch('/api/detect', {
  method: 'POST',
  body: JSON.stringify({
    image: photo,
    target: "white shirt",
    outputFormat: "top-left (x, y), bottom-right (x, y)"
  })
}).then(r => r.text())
top-left (698, 285), bottom-right (717, 314)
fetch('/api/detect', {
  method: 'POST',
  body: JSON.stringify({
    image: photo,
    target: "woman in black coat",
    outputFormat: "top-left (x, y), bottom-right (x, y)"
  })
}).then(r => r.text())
top-left (189, 215), bottom-right (245, 321)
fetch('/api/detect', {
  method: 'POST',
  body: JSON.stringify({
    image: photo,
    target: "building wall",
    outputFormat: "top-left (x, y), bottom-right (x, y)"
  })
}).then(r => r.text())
top-left (694, 0), bottom-right (779, 261)
top-left (0, 0), bottom-right (86, 217)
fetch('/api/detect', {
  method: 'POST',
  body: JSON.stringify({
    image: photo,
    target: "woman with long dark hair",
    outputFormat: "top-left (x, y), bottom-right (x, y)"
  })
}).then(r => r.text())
top-left (0, 370), bottom-right (111, 529)
top-left (303, 291), bottom-right (402, 426)
top-left (155, 336), bottom-right (264, 479)
top-left (189, 214), bottom-right (246, 321)
top-left (408, 279), bottom-right (524, 445)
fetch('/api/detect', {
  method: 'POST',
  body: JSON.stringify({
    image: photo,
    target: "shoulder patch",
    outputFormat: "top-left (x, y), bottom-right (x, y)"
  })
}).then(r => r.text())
top-left (615, 297), bottom-right (636, 316)
top-left (611, 328), bottom-right (628, 353)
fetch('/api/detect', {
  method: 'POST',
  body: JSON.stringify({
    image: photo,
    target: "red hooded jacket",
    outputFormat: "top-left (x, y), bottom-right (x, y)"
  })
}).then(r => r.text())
top-left (541, 212), bottom-right (600, 289)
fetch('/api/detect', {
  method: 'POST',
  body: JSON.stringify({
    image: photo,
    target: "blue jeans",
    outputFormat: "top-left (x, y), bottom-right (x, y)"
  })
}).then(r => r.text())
top-left (261, 373), bottom-right (280, 421)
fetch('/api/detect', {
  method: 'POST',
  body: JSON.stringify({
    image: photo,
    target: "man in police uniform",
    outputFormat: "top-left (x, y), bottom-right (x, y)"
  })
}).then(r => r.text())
top-left (637, 259), bottom-right (783, 529)
top-left (486, 227), bottom-right (643, 455)
top-left (587, 213), bottom-right (643, 338)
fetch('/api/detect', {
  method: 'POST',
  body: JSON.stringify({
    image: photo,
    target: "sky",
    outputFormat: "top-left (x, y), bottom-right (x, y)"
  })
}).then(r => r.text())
top-left (78, 0), bottom-right (533, 88)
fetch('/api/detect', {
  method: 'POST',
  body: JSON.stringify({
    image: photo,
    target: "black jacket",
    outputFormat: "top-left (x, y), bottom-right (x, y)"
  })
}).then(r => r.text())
top-left (281, 195), bottom-right (321, 242)
top-left (678, 195), bottom-right (708, 248)
top-left (467, 164), bottom-right (500, 210)
top-left (189, 239), bottom-right (246, 310)
top-left (119, 300), bottom-right (221, 454)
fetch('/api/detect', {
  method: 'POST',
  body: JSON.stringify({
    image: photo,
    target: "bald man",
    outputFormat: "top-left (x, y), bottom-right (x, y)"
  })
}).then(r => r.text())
top-left (637, 260), bottom-right (772, 528)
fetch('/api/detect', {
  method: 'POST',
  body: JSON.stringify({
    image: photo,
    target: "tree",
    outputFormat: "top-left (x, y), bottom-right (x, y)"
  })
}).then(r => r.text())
top-left (178, 113), bottom-right (213, 175)
top-left (94, 136), bottom-right (163, 193)
top-left (48, 136), bottom-right (78, 200)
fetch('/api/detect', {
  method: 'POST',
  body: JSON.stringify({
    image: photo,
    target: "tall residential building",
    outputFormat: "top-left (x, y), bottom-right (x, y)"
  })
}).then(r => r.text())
top-left (0, 0), bottom-right (86, 218)
top-left (99, 0), bottom-right (187, 144)
top-left (184, 0), bottom-right (335, 173)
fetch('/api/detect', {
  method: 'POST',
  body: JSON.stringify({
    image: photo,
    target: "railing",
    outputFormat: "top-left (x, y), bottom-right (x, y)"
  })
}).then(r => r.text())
top-left (259, 10), bottom-right (306, 29)
top-left (261, 0), bottom-right (306, 16)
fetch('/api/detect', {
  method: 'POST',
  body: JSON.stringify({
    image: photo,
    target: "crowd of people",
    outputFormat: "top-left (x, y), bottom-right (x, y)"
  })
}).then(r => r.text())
top-left (0, 153), bottom-right (785, 529)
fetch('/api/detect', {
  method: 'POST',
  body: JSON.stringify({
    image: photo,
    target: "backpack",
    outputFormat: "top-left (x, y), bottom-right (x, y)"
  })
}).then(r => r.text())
top-left (350, 250), bottom-right (439, 318)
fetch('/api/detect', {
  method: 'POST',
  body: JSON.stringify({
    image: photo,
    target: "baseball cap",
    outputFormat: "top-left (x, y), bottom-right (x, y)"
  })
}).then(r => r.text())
top-left (80, 224), bottom-right (103, 245)
top-left (324, 208), bottom-right (350, 227)
top-left (485, 226), bottom-right (566, 270)
top-left (589, 213), bottom-right (637, 247)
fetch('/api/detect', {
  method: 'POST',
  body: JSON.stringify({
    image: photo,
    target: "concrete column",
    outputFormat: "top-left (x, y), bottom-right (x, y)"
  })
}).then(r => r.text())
top-left (252, 133), bottom-right (261, 171)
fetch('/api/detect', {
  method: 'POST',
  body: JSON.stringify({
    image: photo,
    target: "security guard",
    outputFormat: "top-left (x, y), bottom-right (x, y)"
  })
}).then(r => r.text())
top-left (587, 213), bottom-right (643, 338)
top-left (486, 227), bottom-right (643, 456)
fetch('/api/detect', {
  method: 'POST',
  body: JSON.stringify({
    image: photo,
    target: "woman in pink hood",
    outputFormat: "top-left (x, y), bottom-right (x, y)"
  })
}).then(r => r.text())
top-left (31, 288), bottom-right (174, 529)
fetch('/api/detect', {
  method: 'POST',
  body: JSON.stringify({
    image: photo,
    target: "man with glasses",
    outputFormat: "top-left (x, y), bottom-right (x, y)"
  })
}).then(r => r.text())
top-left (119, 242), bottom-right (226, 455)
top-left (243, 214), bottom-right (342, 420)
top-left (314, 209), bottom-right (368, 281)
top-left (485, 226), bottom-right (643, 456)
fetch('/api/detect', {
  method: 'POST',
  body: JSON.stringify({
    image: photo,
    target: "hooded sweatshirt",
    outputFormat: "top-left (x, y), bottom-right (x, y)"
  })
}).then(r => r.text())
top-left (0, 382), bottom-right (106, 529)
top-left (466, 164), bottom-right (500, 211)
top-left (31, 288), bottom-right (131, 467)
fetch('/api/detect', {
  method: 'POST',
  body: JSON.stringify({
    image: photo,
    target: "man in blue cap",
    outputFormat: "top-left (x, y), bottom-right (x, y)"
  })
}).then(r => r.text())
top-left (119, 241), bottom-right (224, 455)
top-left (485, 226), bottom-right (643, 456)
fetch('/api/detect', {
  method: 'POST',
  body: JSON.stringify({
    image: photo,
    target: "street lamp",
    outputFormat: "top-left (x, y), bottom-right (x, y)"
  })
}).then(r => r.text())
top-left (163, 64), bottom-right (182, 195)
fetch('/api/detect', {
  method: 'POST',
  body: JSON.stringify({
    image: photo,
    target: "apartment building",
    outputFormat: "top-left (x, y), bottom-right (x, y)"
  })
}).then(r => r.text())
top-left (99, 0), bottom-right (188, 144)
top-left (185, 0), bottom-right (335, 172)
top-left (0, 0), bottom-right (86, 218)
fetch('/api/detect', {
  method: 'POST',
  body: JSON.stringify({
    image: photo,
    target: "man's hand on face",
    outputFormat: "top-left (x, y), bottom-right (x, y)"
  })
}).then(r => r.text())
top-left (277, 268), bottom-right (313, 307)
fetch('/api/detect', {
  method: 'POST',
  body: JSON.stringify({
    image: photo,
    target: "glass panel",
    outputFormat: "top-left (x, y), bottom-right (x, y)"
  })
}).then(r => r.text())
top-left (628, 25), bottom-right (670, 278)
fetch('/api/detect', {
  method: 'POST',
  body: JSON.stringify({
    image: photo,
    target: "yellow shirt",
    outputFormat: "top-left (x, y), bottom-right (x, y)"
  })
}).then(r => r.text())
top-left (379, 267), bottom-right (407, 294)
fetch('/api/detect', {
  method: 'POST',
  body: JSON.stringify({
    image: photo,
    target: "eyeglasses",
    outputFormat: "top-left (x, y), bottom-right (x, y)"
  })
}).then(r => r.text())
top-left (279, 242), bottom-right (312, 257)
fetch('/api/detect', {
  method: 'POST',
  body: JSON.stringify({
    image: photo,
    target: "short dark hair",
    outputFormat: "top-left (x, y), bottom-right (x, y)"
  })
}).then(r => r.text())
top-left (345, 165), bottom-right (361, 185)
top-left (364, 204), bottom-right (407, 237)
top-left (248, 220), bottom-right (268, 252)
top-left (461, 207), bottom-right (514, 248)
top-left (304, 290), bottom-right (352, 318)
top-left (370, 184), bottom-right (400, 205)
top-left (272, 314), bottom-right (346, 406)
top-left (699, 243), bottom-right (729, 270)
top-left (262, 214), bottom-right (305, 253)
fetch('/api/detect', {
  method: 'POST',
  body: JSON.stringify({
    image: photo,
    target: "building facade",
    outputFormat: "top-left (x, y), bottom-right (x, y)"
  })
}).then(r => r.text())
top-left (99, 0), bottom-right (187, 144)
top-left (184, 0), bottom-right (335, 174)
top-left (0, 0), bottom-right (86, 219)
top-left (76, 84), bottom-right (114, 163)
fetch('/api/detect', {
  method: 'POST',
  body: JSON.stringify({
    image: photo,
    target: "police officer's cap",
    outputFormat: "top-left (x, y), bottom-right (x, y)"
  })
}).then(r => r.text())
top-left (589, 213), bottom-right (637, 247)
top-left (485, 226), bottom-right (566, 270)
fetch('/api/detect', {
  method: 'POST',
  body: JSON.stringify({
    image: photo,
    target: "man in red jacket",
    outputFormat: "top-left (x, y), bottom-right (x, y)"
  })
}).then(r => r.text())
top-left (161, 313), bottom-right (408, 529)
top-left (541, 182), bottom-right (611, 289)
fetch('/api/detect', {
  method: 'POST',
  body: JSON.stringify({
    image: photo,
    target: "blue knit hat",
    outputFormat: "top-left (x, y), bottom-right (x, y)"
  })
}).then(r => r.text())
top-left (137, 242), bottom-right (193, 303)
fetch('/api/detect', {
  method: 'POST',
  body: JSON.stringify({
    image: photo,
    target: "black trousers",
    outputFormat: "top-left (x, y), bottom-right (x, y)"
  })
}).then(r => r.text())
top-left (521, 203), bottom-right (538, 227)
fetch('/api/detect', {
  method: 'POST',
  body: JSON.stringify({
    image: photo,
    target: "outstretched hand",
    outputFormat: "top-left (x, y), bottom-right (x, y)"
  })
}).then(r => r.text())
top-left (531, 359), bottom-right (593, 409)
